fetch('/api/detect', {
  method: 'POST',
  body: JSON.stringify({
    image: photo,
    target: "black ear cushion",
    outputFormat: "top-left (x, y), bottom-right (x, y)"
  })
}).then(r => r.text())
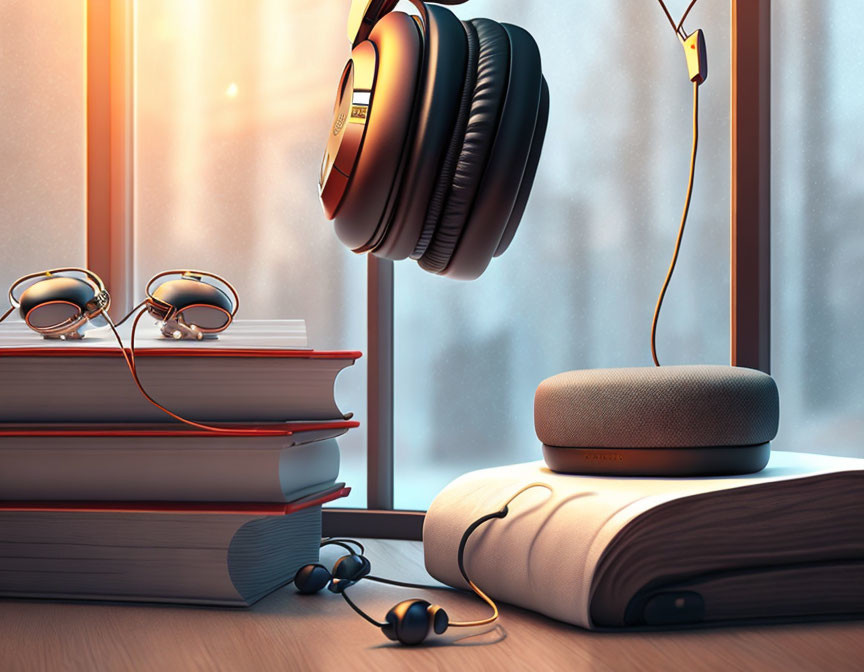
top-left (373, 4), bottom-right (468, 260)
top-left (494, 75), bottom-right (549, 257)
top-left (444, 23), bottom-right (544, 279)
top-left (412, 19), bottom-right (479, 260)
top-left (418, 18), bottom-right (511, 274)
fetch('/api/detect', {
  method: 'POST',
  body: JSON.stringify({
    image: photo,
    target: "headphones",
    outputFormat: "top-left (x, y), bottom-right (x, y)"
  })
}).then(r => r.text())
top-left (294, 483), bottom-right (552, 646)
top-left (320, 0), bottom-right (549, 280)
top-left (2, 267), bottom-right (238, 342)
top-left (6, 268), bottom-right (110, 340)
top-left (141, 270), bottom-right (238, 340)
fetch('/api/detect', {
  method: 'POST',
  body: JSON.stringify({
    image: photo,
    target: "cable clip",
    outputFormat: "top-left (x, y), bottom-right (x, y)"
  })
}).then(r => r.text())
top-left (680, 29), bottom-right (708, 84)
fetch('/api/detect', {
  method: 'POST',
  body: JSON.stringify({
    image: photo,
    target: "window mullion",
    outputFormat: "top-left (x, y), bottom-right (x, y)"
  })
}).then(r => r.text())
top-left (86, 0), bottom-right (134, 318)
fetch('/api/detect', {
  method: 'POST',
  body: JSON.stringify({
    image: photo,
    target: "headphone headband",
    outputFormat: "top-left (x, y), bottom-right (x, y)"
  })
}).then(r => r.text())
top-left (8, 267), bottom-right (106, 309)
top-left (347, 0), bottom-right (468, 46)
top-left (144, 269), bottom-right (240, 318)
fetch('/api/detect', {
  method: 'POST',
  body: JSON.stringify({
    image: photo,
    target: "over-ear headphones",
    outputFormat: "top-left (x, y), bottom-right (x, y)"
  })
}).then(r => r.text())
top-left (140, 270), bottom-right (238, 340)
top-left (294, 484), bottom-right (552, 646)
top-left (5, 268), bottom-right (110, 340)
top-left (320, 0), bottom-right (549, 280)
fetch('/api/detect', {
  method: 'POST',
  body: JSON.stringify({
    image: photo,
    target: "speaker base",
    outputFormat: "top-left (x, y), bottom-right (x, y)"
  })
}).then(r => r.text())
top-left (542, 443), bottom-right (770, 477)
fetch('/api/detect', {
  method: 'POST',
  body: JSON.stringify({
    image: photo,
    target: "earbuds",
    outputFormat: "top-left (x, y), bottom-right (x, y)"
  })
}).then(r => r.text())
top-left (294, 485), bottom-right (553, 646)
top-left (2, 267), bottom-right (238, 342)
top-left (0, 266), bottom-right (276, 436)
top-left (381, 599), bottom-right (450, 646)
top-left (293, 544), bottom-right (452, 646)
top-left (142, 270), bottom-right (238, 340)
top-left (294, 553), bottom-right (371, 595)
top-left (6, 268), bottom-right (110, 340)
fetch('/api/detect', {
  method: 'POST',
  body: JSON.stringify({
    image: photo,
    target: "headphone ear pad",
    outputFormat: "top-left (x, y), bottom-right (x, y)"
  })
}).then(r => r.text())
top-left (443, 23), bottom-right (546, 279)
top-left (494, 75), bottom-right (549, 258)
top-left (418, 18), bottom-right (511, 275)
top-left (382, 599), bottom-right (435, 645)
top-left (293, 563), bottom-right (332, 594)
top-left (374, 3), bottom-right (469, 260)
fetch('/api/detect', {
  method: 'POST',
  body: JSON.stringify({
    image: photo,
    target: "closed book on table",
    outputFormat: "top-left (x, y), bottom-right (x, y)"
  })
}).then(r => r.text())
top-left (0, 422), bottom-right (357, 501)
top-left (0, 320), bottom-right (360, 423)
top-left (424, 451), bottom-right (864, 629)
top-left (0, 486), bottom-right (349, 606)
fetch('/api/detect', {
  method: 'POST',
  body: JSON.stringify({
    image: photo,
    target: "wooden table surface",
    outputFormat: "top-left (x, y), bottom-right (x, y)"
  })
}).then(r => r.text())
top-left (1, 539), bottom-right (862, 672)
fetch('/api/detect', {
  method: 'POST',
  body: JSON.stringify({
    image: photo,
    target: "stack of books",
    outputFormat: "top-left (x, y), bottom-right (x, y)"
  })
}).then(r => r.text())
top-left (0, 319), bottom-right (360, 605)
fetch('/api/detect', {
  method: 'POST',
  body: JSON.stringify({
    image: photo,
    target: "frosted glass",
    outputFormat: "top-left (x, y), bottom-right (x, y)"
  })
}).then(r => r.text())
top-left (133, 1), bottom-right (367, 506)
top-left (0, 1), bottom-right (86, 291)
top-left (394, 1), bottom-right (732, 509)
top-left (771, 2), bottom-right (864, 460)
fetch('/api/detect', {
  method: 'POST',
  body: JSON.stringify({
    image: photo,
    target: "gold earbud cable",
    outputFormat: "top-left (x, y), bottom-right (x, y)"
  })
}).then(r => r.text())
top-left (650, 79), bottom-right (699, 367)
top-left (651, 0), bottom-right (702, 366)
top-left (337, 483), bottom-right (553, 634)
top-left (113, 299), bottom-right (147, 328)
top-left (449, 482), bottom-right (553, 628)
top-left (104, 308), bottom-right (280, 435)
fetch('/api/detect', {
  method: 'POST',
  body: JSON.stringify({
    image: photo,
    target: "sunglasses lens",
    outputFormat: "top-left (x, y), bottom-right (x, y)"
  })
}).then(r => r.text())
top-left (27, 302), bottom-right (81, 329)
top-left (179, 306), bottom-right (230, 331)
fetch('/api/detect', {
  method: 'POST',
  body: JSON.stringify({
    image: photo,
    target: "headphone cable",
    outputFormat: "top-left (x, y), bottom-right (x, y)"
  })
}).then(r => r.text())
top-left (104, 309), bottom-right (283, 435)
top-left (650, 80), bottom-right (699, 367)
top-left (112, 299), bottom-right (147, 328)
top-left (656, 0), bottom-right (699, 40)
top-left (0, 306), bottom-right (13, 325)
top-left (338, 483), bottom-right (553, 632)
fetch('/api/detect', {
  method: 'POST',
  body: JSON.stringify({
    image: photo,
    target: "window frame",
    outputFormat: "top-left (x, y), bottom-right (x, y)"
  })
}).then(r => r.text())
top-left (85, 0), bottom-right (771, 540)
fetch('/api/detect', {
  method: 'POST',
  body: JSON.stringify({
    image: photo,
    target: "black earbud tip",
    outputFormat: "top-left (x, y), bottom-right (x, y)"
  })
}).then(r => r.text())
top-left (328, 553), bottom-right (372, 592)
top-left (431, 606), bottom-right (449, 635)
top-left (383, 599), bottom-right (434, 646)
top-left (332, 553), bottom-right (371, 579)
top-left (293, 563), bottom-right (332, 594)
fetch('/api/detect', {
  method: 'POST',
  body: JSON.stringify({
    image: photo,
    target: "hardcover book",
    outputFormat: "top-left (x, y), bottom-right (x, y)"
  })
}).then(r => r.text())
top-left (0, 320), bottom-right (360, 423)
top-left (0, 423), bottom-right (357, 501)
top-left (423, 451), bottom-right (864, 628)
top-left (0, 486), bottom-right (349, 606)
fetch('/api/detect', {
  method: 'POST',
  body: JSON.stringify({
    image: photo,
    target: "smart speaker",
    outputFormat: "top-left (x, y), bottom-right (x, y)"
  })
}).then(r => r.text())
top-left (535, 365), bottom-right (779, 476)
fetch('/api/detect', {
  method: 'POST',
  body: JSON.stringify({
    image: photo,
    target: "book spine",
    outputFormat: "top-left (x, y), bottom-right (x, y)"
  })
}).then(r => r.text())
top-left (0, 438), bottom-right (340, 502)
top-left (0, 356), bottom-right (353, 423)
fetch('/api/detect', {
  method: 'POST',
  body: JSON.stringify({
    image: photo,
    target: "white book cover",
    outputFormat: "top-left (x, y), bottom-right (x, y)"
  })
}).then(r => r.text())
top-left (423, 451), bottom-right (864, 629)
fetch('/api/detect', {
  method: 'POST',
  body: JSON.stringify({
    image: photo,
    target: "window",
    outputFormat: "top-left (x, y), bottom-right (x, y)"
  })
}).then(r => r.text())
top-left (394, 0), bottom-right (732, 508)
top-left (771, 1), bottom-right (864, 459)
top-left (0, 1), bottom-right (87, 287)
top-left (133, 0), bottom-right (368, 506)
top-left (2, 1), bottom-right (860, 521)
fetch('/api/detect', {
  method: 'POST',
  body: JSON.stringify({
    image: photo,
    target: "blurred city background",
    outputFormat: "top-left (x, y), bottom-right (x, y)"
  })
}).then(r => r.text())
top-left (1, 1), bottom-right (861, 509)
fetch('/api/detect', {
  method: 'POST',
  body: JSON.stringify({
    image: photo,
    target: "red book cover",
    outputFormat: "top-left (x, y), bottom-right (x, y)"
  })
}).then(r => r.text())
top-left (0, 420), bottom-right (359, 438)
top-left (0, 346), bottom-right (362, 360)
top-left (0, 485), bottom-right (350, 515)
